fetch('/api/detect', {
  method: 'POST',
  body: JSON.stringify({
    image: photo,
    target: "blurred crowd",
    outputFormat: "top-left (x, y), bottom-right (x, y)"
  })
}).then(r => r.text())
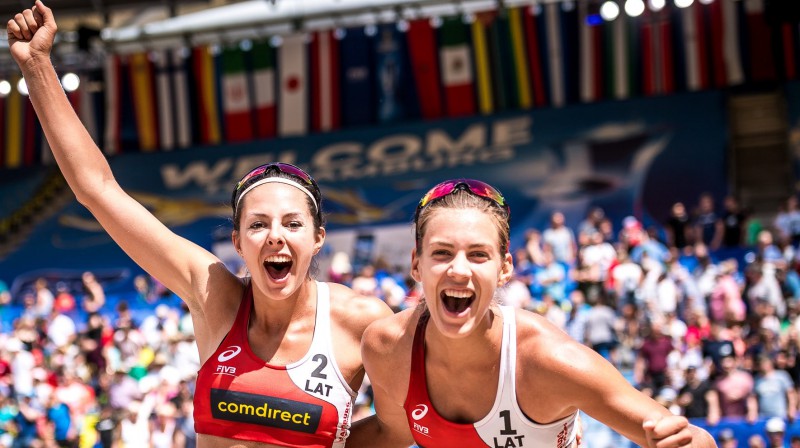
top-left (1, 192), bottom-right (800, 446)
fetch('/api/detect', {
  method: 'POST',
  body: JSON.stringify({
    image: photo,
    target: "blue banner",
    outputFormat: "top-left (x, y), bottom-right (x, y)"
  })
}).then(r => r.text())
top-left (0, 91), bottom-right (728, 284)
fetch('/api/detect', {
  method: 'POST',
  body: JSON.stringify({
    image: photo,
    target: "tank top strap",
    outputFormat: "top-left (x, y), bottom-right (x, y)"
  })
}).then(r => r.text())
top-left (408, 311), bottom-right (430, 397)
top-left (230, 283), bottom-right (254, 344)
top-left (496, 306), bottom-right (517, 406)
top-left (308, 281), bottom-right (330, 353)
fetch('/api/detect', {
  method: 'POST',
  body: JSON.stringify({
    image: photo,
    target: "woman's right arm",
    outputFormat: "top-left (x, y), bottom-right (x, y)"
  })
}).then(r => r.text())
top-left (6, 2), bottom-right (237, 313)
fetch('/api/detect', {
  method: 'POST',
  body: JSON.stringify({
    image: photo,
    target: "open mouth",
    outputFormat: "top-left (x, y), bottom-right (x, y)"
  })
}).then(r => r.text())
top-left (440, 290), bottom-right (476, 314)
top-left (263, 255), bottom-right (292, 281)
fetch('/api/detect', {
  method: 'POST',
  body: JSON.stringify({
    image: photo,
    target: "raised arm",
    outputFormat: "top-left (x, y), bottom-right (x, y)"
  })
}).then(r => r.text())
top-left (6, 2), bottom-right (238, 314)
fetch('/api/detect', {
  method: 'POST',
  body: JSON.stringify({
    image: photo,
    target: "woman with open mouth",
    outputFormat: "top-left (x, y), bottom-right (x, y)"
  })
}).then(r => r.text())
top-left (7, 3), bottom-right (393, 447)
top-left (348, 179), bottom-right (716, 448)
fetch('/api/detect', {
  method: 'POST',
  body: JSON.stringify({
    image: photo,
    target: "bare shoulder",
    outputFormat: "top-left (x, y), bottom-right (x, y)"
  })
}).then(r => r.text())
top-left (362, 307), bottom-right (419, 358)
top-left (362, 307), bottom-right (420, 405)
top-left (327, 281), bottom-right (393, 336)
top-left (514, 309), bottom-right (602, 381)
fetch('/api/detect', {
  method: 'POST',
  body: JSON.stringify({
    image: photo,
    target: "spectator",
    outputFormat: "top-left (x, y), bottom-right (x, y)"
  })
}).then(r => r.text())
top-left (610, 248), bottom-right (643, 307)
top-left (710, 259), bottom-right (746, 326)
top-left (677, 365), bottom-right (713, 420)
top-left (52, 282), bottom-right (76, 314)
top-left (722, 196), bottom-right (748, 249)
top-left (577, 206), bottom-right (606, 243)
top-left (33, 277), bottom-right (54, 319)
top-left (584, 293), bottom-right (619, 362)
top-left (11, 394), bottom-right (43, 448)
top-left (535, 248), bottom-right (568, 303)
top-left (542, 211), bottom-right (577, 265)
top-left (718, 427), bottom-right (738, 447)
top-left (764, 417), bottom-right (787, 448)
top-left (775, 196), bottom-right (800, 247)
top-left (351, 264), bottom-right (380, 297)
top-left (693, 192), bottom-right (723, 250)
top-left (565, 290), bottom-right (591, 345)
top-left (666, 202), bottom-right (693, 251)
top-left (707, 353), bottom-right (757, 425)
top-left (574, 230), bottom-right (616, 303)
top-left (45, 393), bottom-right (73, 447)
top-left (635, 320), bottom-right (674, 395)
top-left (80, 271), bottom-right (105, 314)
top-left (753, 355), bottom-right (796, 421)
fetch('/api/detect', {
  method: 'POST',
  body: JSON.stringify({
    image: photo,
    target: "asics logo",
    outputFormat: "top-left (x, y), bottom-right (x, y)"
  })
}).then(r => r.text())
top-left (411, 404), bottom-right (428, 420)
top-left (218, 346), bottom-right (242, 362)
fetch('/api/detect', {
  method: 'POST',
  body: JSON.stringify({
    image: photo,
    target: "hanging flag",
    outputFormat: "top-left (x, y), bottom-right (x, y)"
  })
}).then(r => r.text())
top-left (103, 55), bottom-right (121, 156)
top-left (278, 34), bottom-right (308, 137)
top-left (407, 18), bottom-right (443, 120)
top-left (249, 40), bottom-right (276, 139)
top-left (508, 7), bottom-right (533, 109)
top-left (705, 0), bottom-right (726, 88)
top-left (544, 3), bottom-right (566, 107)
top-left (439, 16), bottom-right (476, 117)
top-left (523, 5), bottom-right (548, 108)
top-left (681, 4), bottom-right (703, 91)
top-left (579, 1), bottom-right (601, 102)
top-left (193, 45), bottom-right (223, 145)
top-left (310, 30), bottom-right (341, 132)
top-left (744, 0), bottom-right (776, 82)
top-left (340, 27), bottom-right (374, 128)
top-left (118, 55), bottom-right (141, 152)
top-left (222, 45), bottom-right (254, 142)
top-left (374, 23), bottom-right (408, 123)
top-left (22, 101), bottom-right (38, 167)
top-left (655, 8), bottom-right (675, 94)
top-left (640, 10), bottom-right (657, 96)
top-left (78, 73), bottom-right (100, 147)
top-left (781, 23), bottom-right (798, 79)
top-left (170, 49), bottom-right (192, 148)
top-left (639, 8), bottom-right (674, 96)
top-left (559, 2), bottom-right (580, 104)
top-left (472, 12), bottom-right (494, 114)
top-left (129, 52), bottom-right (159, 152)
top-left (721, 0), bottom-right (745, 86)
top-left (153, 49), bottom-right (175, 150)
top-left (488, 12), bottom-right (516, 111)
top-left (5, 75), bottom-right (23, 169)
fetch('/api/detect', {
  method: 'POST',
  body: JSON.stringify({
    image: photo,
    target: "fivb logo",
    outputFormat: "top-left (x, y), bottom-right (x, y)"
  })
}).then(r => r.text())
top-left (411, 404), bottom-right (430, 436)
top-left (216, 346), bottom-right (242, 375)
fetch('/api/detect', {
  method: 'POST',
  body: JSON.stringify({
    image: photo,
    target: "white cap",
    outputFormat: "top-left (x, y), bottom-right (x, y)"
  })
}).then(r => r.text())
top-left (766, 417), bottom-right (786, 433)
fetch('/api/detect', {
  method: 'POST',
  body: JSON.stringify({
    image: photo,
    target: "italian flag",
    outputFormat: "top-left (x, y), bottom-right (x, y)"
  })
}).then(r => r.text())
top-left (222, 46), bottom-right (254, 142)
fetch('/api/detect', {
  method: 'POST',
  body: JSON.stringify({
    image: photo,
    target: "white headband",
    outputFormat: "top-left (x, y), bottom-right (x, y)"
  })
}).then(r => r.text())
top-left (235, 177), bottom-right (318, 213)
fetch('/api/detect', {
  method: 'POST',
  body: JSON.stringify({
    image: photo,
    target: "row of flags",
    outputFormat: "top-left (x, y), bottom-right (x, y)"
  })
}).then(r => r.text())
top-left (0, 0), bottom-right (796, 169)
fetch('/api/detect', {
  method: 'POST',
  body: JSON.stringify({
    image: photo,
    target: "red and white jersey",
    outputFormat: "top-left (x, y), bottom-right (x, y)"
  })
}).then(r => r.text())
top-left (404, 306), bottom-right (578, 448)
top-left (194, 281), bottom-right (355, 448)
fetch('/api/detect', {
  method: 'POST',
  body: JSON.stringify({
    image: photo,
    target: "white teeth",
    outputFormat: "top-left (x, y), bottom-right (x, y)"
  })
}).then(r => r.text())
top-left (264, 255), bottom-right (291, 263)
top-left (442, 290), bottom-right (472, 298)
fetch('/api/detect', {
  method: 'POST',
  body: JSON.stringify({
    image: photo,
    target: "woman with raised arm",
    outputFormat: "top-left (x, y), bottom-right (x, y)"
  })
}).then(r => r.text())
top-left (7, 3), bottom-right (392, 447)
top-left (349, 179), bottom-right (716, 447)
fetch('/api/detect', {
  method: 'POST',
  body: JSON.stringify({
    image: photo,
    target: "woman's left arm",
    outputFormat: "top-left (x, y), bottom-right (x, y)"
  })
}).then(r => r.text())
top-left (526, 325), bottom-right (715, 448)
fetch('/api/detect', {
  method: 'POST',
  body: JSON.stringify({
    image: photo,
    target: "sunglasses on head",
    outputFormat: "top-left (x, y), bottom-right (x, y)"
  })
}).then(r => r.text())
top-left (231, 162), bottom-right (320, 213)
top-left (414, 179), bottom-right (510, 223)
